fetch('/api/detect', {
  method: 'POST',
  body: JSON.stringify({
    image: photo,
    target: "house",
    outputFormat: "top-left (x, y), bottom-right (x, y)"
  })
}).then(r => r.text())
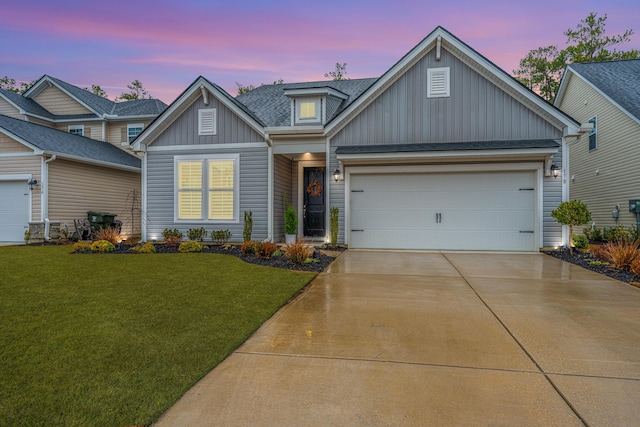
top-left (0, 76), bottom-right (167, 242)
top-left (555, 60), bottom-right (640, 231)
top-left (133, 26), bottom-right (583, 251)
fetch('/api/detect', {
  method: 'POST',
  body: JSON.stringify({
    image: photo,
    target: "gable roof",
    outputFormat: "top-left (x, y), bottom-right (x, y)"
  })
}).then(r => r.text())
top-left (0, 88), bottom-right (56, 119)
top-left (236, 78), bottom-right (377, 127)
top-left (23, 75), bottom-right (168, 119)
top-left (0, 114), bottom-right (141, 170)
top-left (555, 60), bottom-right (640, 124)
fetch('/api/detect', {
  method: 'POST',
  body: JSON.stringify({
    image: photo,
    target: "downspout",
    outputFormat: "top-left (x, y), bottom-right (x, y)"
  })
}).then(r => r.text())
top-left (43, 155), bottom-right (57, 240)
top-left (102, 121), bottom-right (106, 142)
top-left (325, 137), bottom-right (331, 243)
top-left (264, 134), bottom-right (273, 243)
top-left (141, 147), bottom-right (148, 241)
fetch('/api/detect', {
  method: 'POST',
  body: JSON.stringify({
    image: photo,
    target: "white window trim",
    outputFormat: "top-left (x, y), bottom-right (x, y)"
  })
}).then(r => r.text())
top-left (68, 125), bottom-right (84, 136)
top-left (427, 67), bottom-right (450, 98)
top-left (127, 123), bottom-right (144, 143)
top-left (294, 98), bottom-right (321, 124)
top-left (174, 154), bottom-right (239, 223)
top-left (588, 115), bottom-right (597, 151)
top-left (198, 108), bottom-right (217, 135)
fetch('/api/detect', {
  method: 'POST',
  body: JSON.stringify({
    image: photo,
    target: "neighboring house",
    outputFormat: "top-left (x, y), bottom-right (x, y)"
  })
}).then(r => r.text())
top-left (0, 76), bottom-right (167, 242)
top-left (555, 60), bottom-right (640, 231)
top-left (133, 26), bottom-right (583, 251)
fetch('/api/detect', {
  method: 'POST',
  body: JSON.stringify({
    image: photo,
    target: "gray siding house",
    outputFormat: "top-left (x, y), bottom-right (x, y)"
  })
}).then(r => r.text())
top-left (133, 27), bottom-right (582, 251)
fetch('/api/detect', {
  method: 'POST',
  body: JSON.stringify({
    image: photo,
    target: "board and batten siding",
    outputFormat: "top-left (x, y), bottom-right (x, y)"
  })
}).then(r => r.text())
top-left (0, 154), bottom-right (42, 221)
top-left (559, 74), bottom-right (640, 230)
top-left (47, 159), bottom-right (141, 235)
top-left (33, 85), bottom-right (92, 116)
top-left (0, 98), bottom-right (24, 119)
top-left (332, 48), bottom-right (563, 146)
top-left (273, 155), bottom-right (293, 242)
top-left (145, 147), bottom-right (269, 242)
top-left (152, 96), bottom-right (263, 146)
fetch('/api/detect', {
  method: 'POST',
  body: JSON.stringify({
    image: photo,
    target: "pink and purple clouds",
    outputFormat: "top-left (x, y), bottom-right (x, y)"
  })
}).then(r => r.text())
top-left (2, 0), bottom-right (639, 103)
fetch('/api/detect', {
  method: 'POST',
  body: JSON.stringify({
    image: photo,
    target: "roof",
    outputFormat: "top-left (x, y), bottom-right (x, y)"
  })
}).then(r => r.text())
top-left (236, 78), bottom-right (377, 127)
top-left (336, 139), bottom-right (560, 154)
top-left (561, 60), bottom-right (640, 122)
top-left (0, 114), bottom-right (141, 169)
top-left (0, 88), bottom-right (55, 119)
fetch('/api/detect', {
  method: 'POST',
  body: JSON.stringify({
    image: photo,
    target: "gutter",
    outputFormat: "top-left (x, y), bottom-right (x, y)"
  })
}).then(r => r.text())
top-left (264, 135), bottom-right (274, 243)
top-left (43, 155), bottom-right (57, 240)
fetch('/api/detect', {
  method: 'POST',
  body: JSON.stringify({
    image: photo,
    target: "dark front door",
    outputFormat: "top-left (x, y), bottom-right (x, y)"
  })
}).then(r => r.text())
top-left (303, 167), bottom-right (325, 237)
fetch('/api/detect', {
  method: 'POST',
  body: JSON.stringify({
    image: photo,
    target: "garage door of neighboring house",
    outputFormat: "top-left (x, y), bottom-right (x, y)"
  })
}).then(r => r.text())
top-left (348, 170), bottom-right (537, 251)
top-left (0, 181), bottom-right (30, 242)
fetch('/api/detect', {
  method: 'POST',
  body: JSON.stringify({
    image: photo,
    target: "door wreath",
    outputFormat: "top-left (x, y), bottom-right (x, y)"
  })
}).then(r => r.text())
top-left (306, 180), bottom-right (323, 197)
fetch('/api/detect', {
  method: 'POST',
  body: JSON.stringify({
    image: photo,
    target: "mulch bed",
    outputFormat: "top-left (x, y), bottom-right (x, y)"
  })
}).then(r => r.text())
top-left (107, 242), bottom-right (345, 273)
top-left (543, 248), bottom-right (639, 285)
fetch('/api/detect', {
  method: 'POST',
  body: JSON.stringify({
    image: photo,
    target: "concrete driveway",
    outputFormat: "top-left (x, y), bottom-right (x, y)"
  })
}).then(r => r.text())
top-left (155, 251), bottom-right (640, 426)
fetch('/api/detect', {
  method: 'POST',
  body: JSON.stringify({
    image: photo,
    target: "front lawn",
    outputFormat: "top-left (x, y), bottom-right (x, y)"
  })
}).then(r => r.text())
top-left (0, 245), bottom-right (315, 426)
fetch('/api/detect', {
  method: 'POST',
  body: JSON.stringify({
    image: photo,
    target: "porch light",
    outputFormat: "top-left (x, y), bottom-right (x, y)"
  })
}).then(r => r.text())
top-left (333, 168), bottom-right (341, 182)
top-left (27, 179), bottom-right (39, 190)
top-left (550, 164), bottom-right (560, 179)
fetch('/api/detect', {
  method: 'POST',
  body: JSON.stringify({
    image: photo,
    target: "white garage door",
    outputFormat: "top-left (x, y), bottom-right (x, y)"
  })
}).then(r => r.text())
top-left (0, 181), bottom-right (30, 242)
top-left (349, 171), bottom-right (536, 251)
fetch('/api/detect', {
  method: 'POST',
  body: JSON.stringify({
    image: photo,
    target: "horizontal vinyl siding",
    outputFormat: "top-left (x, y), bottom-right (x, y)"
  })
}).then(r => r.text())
top-left (274, 155), bottom-right (293, 242)
top-left (0, 98), bottom-right (23, 119)
top-left (332, 48), bottom-right (562, 146)
top-left (0, 155), bottom-right (42, 221)
top-left (0, 134), bottom-right (31, 153)
top-left (145, 147), bottom-right (269, 242)
top-left (33, 86), bottom-right (92, 115)
top-left (560, 75), bottom-right (640, 229)
top-left (91, 125), bottom-right (103, 141)
top-left (48, 159), bottom-right (141, 235)
top-left (152, 96), bottom-right (263, 146)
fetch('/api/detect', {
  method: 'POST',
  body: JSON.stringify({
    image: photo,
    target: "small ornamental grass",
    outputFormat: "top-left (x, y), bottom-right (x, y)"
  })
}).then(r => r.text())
top-left (591, 241), bottom-right (640, 271)
top-left (241, 240), bottom-right (257, 254)
top-left (256, 242), bottom-right (278, 259)
top-left (93, 227), bottom-right (121, 245)
top-left (283, 239), bottom-right (314, 264)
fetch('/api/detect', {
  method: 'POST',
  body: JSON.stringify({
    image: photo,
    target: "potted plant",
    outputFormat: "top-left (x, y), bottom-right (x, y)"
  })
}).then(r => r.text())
top-left (284, 192), bottom-right (298, 244)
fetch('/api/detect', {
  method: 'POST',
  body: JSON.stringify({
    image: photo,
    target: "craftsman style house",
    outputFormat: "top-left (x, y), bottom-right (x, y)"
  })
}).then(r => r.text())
top-left (133, 27), bottom-right (583, 251)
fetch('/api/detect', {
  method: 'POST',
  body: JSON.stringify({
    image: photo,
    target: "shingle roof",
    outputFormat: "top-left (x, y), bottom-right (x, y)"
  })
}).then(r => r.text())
top-left (46, 76), bottom-right (116, 115)
top-left (335, 139), bottom-right (560, 154)
top-left (236, 78), bottom-right (377, 127)
top-left (112, 98), bottom-right (168, 116)
top-left (0, 88), bottom-right (55, 119)
top-left (567, 60), bottom-right (640, 121)
top-left (0, 114), bottom-right (141, 169)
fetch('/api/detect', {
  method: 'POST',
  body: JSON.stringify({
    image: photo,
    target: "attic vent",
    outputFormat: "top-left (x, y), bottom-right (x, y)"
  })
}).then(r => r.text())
top-left (198, 108), bottom-right (217, 135)
top-left (427, 67), bottom-right (450, 98)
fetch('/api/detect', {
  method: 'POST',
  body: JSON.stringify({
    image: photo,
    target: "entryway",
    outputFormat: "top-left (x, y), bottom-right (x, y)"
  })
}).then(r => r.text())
top-left (303, 166), bottom-right (325, 238)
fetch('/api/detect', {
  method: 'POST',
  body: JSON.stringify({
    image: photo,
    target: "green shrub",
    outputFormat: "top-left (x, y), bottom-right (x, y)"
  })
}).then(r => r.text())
top-left (329, 206), bottom-right (339, 247)
top-left (273, 250), bottom-right (282, 257)
top-left (130, 242), bottom-right (157, 254)
top-left (604, 226), bottom-right (632, 244)
top-left (91, 240), bottom-right (115, 253)
top-left (572, 234), bottom-right (589, 250)
top-left (243, 211), bottom-right (253, 242)
top-left (178, 241), bottom-right (203, 253)
top-left (162, 228), bottom-right (183, 247)
top-left (187, 227), bottom-right (207, 242)
top-left (72, 241), bottom-right (92, 253)
top-left (211, 229), bottom-right (231, 245)
top-left (583, 226), bottom-right (603, 242)
top-left (24, 229), bottom-right (31, 245)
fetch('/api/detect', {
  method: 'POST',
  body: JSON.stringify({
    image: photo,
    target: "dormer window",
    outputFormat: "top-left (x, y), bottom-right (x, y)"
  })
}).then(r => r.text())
top-left (285, 87), bottom-right (348, 126)
top-left (296, 98), bottom-right (321, 123)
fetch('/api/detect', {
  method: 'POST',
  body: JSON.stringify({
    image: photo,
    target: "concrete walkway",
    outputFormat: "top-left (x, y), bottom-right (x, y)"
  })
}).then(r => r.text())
top-left (155, 251), bottom-right (640, 426)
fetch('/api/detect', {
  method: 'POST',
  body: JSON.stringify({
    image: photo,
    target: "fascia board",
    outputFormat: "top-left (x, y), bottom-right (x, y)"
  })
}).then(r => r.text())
top-left (31, 76), bottom-right (102, 117)
top-left (42, 151), bottom-right (141, 172)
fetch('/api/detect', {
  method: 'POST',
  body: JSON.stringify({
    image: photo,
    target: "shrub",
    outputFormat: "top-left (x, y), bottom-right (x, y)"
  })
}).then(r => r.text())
top-left (243, 211), bottom-right (253, 242)
top-left (572, 234), bottom-right (589, 250)
top-left (603, 226), bottom-right (632, 244)
top-left (551, 200), bottom-right (591, 254)
top-left (93, 227), bottom-right (121, 245)
top-left (72, 241), bottom-right (92, 252)
top-left (592, 241), bottom-right (640, 271)
top-left (589, 244), bottom-right (608, 260)
top-left (283, 239), bottom-right (313, 264)
top-left (24, 229), bottom-right (31, 245)
top-left (187, 227), bottom-right (207, 242)
top-left (91, 240), bottom-right (115, 253)
top-left (130, 242), bottom-right (156, 254)
top-left (211, 229), bottom-right (231, 245)
top-left (583, 226), bottom-right (603, 242)
top-left (329, 206), bottom-right (339, 247)
top-left (178, 240), bottom-right (203, 253)
top-left (162, 228), bottom-right (183, 247)
top-left (284, 206), bottom-right (298, 235)
top-left (631, 258), bottom-right (640, 276)
top-left (126, 234), bottom-right (141, 245)
top-left (241, 240), bottom-right (257, 254)
top-left (273, 250), bottom-right (282, 257)
top-left (256, 242), bottom-right (278, 259)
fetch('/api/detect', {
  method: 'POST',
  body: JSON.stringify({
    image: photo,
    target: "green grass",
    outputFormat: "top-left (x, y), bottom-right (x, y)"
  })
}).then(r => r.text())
top-left (0, 245), bottom-right (315, 426)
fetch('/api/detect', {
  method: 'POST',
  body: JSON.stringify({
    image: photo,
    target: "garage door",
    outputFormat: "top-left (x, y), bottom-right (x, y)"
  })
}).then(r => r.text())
top-left (349, 171), bottom-right (536, 251)
top-left (0, 181), bottom-right (30, 242)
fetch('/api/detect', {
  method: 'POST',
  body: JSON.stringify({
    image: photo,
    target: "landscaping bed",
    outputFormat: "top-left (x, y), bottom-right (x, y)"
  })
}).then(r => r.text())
top-left (544, 247), bottom-right (639, 285)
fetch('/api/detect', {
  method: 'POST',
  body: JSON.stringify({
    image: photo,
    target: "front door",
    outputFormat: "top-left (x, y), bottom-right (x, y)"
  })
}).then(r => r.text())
top-left (303, 167), bottom-right (325, 237)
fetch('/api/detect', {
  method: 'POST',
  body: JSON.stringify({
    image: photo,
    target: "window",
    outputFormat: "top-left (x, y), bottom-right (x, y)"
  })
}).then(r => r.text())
top-left (175, 155), bottom-right (238, 222)
top-left (588, 116), bottom-right (597, 151)
top-left (295, 98), bottom-right (321, 123)
top-left (68, 125), bottom-right (84, 136)
top-left (127, 124), bottom-right (144, 143)
top-left (427, 67), bottom-right (450, 98)
top-left (198, 109), bottom-right (217, 135)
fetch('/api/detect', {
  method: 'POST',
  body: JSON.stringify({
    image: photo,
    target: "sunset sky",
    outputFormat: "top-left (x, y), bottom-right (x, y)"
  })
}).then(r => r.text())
top-left (2, 0), bottom-right (639, 104)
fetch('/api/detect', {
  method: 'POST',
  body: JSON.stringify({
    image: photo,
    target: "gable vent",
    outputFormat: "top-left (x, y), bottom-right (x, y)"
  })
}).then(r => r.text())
top-left (198, 108), bottom-right (217, 135)
top-left (427, 67), bottom-right (450, 98)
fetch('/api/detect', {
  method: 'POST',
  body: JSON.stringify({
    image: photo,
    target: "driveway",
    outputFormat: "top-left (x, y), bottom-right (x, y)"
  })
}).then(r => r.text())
top-left (155, 251), bottom-right (640, 426)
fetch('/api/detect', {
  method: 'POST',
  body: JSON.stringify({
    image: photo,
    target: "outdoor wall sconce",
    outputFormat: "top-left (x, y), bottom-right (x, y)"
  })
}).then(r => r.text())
top-left (333, 168), bottom-right (341, 182)
top-left (27, 179), bottom-right (39, 190)
top-left (550, 164), bottom-right (560, 179)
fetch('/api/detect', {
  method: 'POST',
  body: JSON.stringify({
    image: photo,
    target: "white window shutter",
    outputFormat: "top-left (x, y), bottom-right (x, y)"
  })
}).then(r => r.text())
top-left (427, 67), bottom-right (450, 98)
top-left (199, 109), bottom-right (217, 135)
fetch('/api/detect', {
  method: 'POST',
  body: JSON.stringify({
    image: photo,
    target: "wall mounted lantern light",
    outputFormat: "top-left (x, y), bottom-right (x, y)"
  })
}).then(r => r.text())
top-left (333, 168), bottom-right (341, 182)
top-left (550, 164), bottom-right (560, 179)
top-left (27, 179), bottom-right (39, 190)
